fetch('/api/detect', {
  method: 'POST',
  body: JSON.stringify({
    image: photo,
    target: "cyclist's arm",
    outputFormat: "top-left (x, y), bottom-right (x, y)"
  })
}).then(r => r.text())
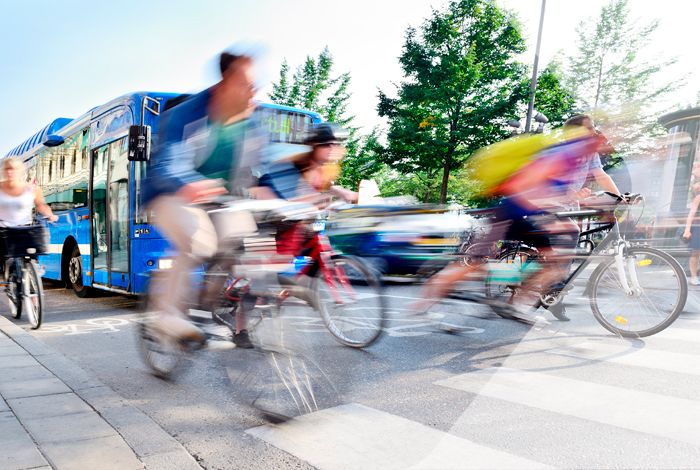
top-left (590, 168), bottom-right (620, 196)
top-left (329, 185), bottom-right (358, 203)
top-left (32, 186), bottom-right (58, 222)
top-left (684, 195), bottom-right (700, 237)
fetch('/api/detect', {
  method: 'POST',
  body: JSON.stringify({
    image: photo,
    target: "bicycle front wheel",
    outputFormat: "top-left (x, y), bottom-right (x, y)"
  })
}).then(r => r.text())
top-left (589, 247), bottom-right (687, 337)
top-left (6, 259), bottom-right (22, 319)
top-left (23, 260), bottom-right (43, 329)
top-left (314, 255), bottom-right (386, 348)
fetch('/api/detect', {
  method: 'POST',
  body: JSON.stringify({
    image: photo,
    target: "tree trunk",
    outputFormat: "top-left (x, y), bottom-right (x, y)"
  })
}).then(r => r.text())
top-left (594, 54), bottom-right (605, 108)
top-left (439, 147), bottom-right (454, 204)
top-left (440, 114), bottom-right (460, 204)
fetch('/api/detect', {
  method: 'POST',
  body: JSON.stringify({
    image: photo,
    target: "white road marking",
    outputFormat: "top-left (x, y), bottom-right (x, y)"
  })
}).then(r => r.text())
top-left (651, 326), bottom-right (700, 343)
top-left (436, 367), bottom-right (700, 446)
top-left (246, 403), bottom-right (550, 470)
top-left (546, 340), bottom-right (700, 376)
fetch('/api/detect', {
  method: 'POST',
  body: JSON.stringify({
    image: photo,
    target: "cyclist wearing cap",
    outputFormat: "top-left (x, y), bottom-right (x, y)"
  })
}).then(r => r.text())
top-left (256, 123), bottom-right (357, 204)
top-left (142, 50), bottom-right (262, 348)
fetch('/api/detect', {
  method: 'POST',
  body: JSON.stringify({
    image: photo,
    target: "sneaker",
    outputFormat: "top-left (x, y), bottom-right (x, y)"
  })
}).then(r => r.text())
top-left (497, 303), bottom-right (550, 328)
top-left (233, 330), bottom-right (254, 349)
top-left (690, 277), bottom-right (700, 286)
top-left (546, 303), bottom-right (570, 322)
top-left (152, 311), bottom-right (205, 343)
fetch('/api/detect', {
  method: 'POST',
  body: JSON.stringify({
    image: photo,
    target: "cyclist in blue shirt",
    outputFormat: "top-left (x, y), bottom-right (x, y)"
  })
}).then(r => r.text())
top-left (143, 50), bottom-right (261, 348)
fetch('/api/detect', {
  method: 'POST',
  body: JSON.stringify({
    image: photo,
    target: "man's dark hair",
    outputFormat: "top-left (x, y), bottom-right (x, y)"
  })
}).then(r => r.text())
top-left (219, 52), bottom-right (249, 76)
top-left (564, 114), bottom-right (592, 127)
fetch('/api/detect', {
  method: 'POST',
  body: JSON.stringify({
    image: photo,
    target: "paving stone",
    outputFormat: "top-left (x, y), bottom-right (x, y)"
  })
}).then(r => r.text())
top-left (41, 434), bottom-right (143, 470)
top-left (10, 334), bottom-right (56, 357)
top-left (0, 398), bottom-right (8, 412)
top-left (36, 353), bottom-right (103, 391)
top-left (77, 385), bottom-right (127, 410)
top-left (0, 376), bottom-right (70, 399)
top-left (0, 411), bottom-right (50, 470)
top-left (76, 386), bottom-right (196, 462)
top-left (0, 364), bottom-right (53, 383)
top-left (8, 392), bottom-right (93, 421)
top-left (0, 354), bottom-right (40, 370)
top-left (92, 402), bottom-right (187, 457)
top-left (22, 411), bottom-right (117, 444)
top-left (0, 343), bottom-right (26, 356)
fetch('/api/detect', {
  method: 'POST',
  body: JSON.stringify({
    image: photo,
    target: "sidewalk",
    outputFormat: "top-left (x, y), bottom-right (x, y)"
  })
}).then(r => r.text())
top-left (0, 317), bottom-right (201, 470)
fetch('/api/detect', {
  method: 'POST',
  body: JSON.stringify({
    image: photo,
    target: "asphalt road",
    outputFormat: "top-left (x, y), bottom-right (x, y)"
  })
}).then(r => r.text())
top-left (12, 279), bottom-right (700, 469)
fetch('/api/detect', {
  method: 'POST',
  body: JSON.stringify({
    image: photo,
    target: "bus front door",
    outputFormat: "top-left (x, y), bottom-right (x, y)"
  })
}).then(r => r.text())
top-left (91, 138), bottom-right (130, 290)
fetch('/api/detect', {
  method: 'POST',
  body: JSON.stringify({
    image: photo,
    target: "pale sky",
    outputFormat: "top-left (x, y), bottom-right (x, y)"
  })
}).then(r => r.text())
top-left (0, 0), bottom-right (697, 155)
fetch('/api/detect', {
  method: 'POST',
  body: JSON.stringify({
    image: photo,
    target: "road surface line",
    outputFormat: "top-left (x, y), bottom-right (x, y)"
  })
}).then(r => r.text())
top-left (546, 340), bottom-right (700, 376)
top-left (246, 403), bottom-right (550, 470)
top-left (436, 367), bottom-right (700, 446)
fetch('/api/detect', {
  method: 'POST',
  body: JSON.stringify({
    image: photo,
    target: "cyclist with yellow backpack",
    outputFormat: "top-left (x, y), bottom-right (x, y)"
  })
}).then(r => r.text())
top-left (414, 114), bottom-right (620, 323)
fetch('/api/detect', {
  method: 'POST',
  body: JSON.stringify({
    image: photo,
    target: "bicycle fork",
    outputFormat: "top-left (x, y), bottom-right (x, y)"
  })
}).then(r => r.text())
top-left (319, 252), bottom-right (356, 305)
top-left (613, 243), bottom-right (642, 296)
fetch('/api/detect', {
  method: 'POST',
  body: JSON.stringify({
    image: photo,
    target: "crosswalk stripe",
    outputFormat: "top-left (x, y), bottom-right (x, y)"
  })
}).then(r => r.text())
top-left (436, 367), bottom-right (700, 446)
top-left (652, 326), bottom-right (700, 343)
top-left (546, 340), bottom-right (700, 375)
top-left (246, 403), bottom-right (550, 469)
top-left (685, 293), bottom-right (700, 312)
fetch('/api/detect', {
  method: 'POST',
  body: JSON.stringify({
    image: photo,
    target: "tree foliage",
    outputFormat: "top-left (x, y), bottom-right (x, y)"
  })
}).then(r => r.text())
top-left (269, 47), bottom-right (354, 128)
top-left (531, 62), bottom-right (576, 128)
top-left (565, 0), bottom-right (679, 156)
top-left (378, 0), bottom-right (529, 204)
top-left (269, 48), bottom-right (379, 191)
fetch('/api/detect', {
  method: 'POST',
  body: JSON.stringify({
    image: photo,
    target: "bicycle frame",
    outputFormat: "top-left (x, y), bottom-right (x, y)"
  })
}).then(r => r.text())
top-left (544, 208), bottom-right (642, 295)
top-left (295, 230), bottom-right (356, 305)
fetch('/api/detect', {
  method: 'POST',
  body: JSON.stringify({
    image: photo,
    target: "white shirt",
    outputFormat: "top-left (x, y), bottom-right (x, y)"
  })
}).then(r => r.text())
top-left (0, 186), bottom-right (35, 227)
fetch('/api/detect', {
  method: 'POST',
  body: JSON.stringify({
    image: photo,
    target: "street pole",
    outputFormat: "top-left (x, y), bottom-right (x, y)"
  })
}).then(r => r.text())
top-left (525, 0), bottom-right (546, 133)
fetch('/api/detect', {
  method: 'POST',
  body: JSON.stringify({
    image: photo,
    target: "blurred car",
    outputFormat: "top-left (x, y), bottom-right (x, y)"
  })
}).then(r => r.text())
top-left (326, 203), bottom-right (483, 277)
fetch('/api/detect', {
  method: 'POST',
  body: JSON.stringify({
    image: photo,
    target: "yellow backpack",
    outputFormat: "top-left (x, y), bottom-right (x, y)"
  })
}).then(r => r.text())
top-left (467, 128), bottom-right (588, 196)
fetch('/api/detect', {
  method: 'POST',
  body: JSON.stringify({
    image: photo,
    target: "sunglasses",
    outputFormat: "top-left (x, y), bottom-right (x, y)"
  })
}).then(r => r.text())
top-left (316, 142), bottom-right (341, 148)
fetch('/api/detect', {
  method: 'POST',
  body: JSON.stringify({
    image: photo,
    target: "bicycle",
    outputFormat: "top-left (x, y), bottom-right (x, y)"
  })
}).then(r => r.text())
top-left (1, 222), bottom-right (48, 329)
top-left (483, 192), bottom-right (687, 337)
top-left (138, 199), bottom-right (384, 419)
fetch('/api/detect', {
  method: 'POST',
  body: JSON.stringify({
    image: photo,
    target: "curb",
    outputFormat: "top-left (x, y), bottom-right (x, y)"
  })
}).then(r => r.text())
top-left (0, 316), bottom-right (202, 470)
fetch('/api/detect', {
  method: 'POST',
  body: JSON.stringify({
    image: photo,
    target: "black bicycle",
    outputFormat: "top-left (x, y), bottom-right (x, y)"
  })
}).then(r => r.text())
top-left (484, 193), bottom-right (687, 337)
top-left (1, 223), bottom-right (48, 329)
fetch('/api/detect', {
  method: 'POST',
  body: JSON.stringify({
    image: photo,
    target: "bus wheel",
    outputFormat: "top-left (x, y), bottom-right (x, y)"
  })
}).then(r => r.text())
top-left (68, 246), bottom-right (92, 298)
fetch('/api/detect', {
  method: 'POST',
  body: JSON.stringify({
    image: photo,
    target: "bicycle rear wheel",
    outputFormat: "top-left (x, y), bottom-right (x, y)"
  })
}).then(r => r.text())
top-left (22, 260), bottom-right (43, 329)
top-left (314, 255), bottom-right (386, 348)
top-left (589, 247), bottom-right (687, 337)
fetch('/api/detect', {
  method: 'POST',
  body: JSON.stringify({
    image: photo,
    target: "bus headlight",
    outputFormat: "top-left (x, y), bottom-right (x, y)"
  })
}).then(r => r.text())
top-left (157, 258), bottom-right (174, 270)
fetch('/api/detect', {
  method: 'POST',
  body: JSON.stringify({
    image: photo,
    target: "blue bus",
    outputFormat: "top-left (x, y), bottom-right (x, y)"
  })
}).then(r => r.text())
top-left (4, 92), bottom-right (322, 297)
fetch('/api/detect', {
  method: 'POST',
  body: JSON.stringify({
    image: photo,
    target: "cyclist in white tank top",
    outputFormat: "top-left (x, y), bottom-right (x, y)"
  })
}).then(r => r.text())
top-left (0, 158), bottom-right (57, 227)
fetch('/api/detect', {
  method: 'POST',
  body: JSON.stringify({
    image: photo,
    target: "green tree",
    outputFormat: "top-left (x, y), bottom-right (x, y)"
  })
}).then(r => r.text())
top-left (565, 0), bottom-right (678, 155)
top-left (335, 128), bottom-right (383, 190)
top-left (269, 60), bottom-right (289, 104)
top-left (531, 62), bottom-right (576, 128)
top-left (378, 0), bottom-right (528, 204)
top-left (269, 47), bottom-right (351, 125)
top-left (270, 48), bottom-right (378, 191)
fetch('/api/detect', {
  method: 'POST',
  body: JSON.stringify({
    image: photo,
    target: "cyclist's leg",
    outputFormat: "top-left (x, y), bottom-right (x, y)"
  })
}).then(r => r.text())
top-left (507, 217), bottom-right (564, 306)
top-left (148, 195), bottom-right (217, 341)
top-left (547, 216), bottom-right (580, 290)
top-left (413, 217), bottom-right (508, 312)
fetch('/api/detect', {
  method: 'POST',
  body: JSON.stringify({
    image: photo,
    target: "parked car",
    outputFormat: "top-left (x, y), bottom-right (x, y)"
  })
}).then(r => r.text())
top-left (326, 204), bottom-right (483, 277)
